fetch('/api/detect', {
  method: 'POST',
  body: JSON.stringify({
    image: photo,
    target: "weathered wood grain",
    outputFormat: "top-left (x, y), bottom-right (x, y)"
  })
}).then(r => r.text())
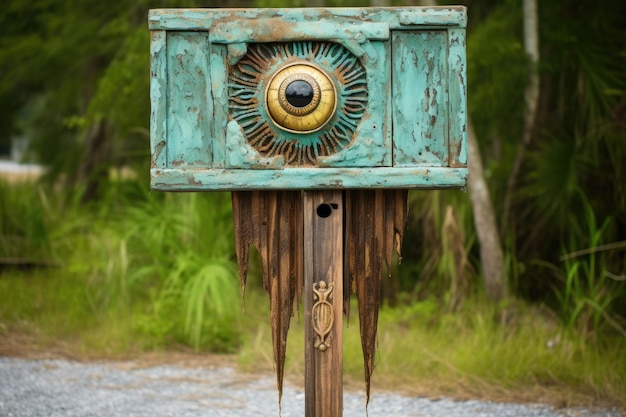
top-left (166, 32), bottom-right (212, 167)
top-left (344, 189), bottom-right (409, 404)
top-left (304, 191), bottom-right (343, 417)
top-left (148, 7), bottom-right (467, 32)
top-left (151, 167), bottom-right (467, 190)
top-left (231, 191), bottom-right (303, 402)
top-left (447, 27), bottom-right (468, 167)
top-left (149, 30), bottom-right (167, 169)
top-left (233, 189), bottom-right (408, 413)
top-left (209, 44), bottom-right (228, 169)
top-left (392, 31), bottom-right (449, 167)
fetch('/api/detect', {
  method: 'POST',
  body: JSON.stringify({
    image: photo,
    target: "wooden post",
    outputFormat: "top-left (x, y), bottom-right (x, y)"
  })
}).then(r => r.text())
top-left (304, 190), bottom-right (344, 417)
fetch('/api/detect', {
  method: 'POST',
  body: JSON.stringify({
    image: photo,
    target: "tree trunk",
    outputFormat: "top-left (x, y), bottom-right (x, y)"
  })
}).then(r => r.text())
top-left (468, 119), bottom-right (507, 301)
top-left (503, 0), bottom-right (540, 229)
top-left (78, 119), bottom-right (111, 203)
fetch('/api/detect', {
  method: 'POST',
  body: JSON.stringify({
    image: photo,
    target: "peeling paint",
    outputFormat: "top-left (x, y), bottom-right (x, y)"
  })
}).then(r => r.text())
top-left (150, 167), bottom-right (467, 191)
top-left (225, 120), bottom-right (286, 169)
top-left (151, 141), bottom-right (166, 168)
top-left (149, 7), bottom-right (467, 190)
top-left (392, 30), bottom-right (448, 167)
top-left (148, 7), bottom-right (467, 31)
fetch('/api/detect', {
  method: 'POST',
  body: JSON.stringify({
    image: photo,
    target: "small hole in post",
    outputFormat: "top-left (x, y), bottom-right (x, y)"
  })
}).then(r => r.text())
top-left (317, 203), bottom-right (332, 218)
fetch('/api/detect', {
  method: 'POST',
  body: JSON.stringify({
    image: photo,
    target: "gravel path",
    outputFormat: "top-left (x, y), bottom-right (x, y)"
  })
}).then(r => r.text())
top-left (0, 357), bottom-right (621, 417)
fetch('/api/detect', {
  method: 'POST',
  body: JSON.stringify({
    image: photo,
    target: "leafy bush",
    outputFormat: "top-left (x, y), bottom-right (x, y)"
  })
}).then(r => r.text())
top-left (0, 179), bottom-right (242, 354)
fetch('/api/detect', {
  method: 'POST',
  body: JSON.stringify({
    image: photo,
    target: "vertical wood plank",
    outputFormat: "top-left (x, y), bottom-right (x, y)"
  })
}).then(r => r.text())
top-left (447, 27), bottom-right (468, 167)
top-left (356, 190), bottom-right (378, 404)
top-left (166, 32), bottom-right (213, 167)
top-left (209, 43), bottom-right (228, 168)
top-left (232, 191), bottom-right (303, 403)
top-left (150, 30), bottom-right (167, 169)
top-left (392, 31), bottom-right (449, 167)
top-left (304, 190), bottom-right (343, 417)
top-left (343, 190), bottom-right (409, 404)
top-left (231, 191), bottom-right (252, 300)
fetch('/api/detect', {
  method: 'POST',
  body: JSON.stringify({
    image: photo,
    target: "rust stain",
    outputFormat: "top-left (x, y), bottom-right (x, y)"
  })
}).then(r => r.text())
top-left (430, 88), bottom-right (438, 108)
top-left (152, 141), bottom-right (166, 168)
top-left (150, 31), bottom-right (160, 44)
top-left (449, 137), bottom-right (465, 167)
top-left (187, 175), bottom-right (202, 186)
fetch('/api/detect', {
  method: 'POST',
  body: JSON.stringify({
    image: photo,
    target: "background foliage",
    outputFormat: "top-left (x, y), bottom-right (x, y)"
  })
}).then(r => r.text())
top-left (1, 0), bottom-right (625, 410)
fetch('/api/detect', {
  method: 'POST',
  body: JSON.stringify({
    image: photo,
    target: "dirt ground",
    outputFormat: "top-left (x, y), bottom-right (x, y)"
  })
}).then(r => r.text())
top-left (1, 329), bottom-right (624, 416)
top-left (0, 329), bottom-right (234, 369)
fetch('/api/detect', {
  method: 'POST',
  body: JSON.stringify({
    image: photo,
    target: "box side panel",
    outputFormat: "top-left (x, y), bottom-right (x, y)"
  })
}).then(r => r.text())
top-left (150, 30), bottom-right (167, 169)
top-left (166, 32), bottom-right (213, 167)
top-left (381, 39), bottom-right (393, 168)
top-left (447, 27), bottom-right (468, 167)
top-left (392, 31), bottom-right (448, 167)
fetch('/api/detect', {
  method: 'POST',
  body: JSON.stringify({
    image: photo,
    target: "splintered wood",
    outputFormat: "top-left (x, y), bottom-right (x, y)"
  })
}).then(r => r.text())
top-left (344, 189), bottom-right (408, 404)
top-left (231, 190), bottom-right (303, 403)
top-left (232, 190), bottom-right (409, 406)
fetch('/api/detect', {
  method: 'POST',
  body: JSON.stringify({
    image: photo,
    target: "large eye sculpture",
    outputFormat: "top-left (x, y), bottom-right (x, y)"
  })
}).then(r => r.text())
top-left (265, 63), bottom-right (337, 134)
top-left (229, 42), bottom-right (368, 166)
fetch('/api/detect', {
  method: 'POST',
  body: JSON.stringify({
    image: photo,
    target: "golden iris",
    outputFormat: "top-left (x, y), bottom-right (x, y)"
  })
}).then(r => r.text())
top-left (265, 62), bottom-right (337, 134)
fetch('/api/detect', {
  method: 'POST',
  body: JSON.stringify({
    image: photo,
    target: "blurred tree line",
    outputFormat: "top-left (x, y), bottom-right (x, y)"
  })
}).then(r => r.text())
top-left (1, 0), bottom-right (624, 334)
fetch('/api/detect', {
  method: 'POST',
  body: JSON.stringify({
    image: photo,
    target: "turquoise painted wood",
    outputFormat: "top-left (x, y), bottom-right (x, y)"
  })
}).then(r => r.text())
top-left (149, 7), bottom-right (467, 191)
top-left (392, 30), bottom-right (448, 167)
top-left (166, 32), bottom-right (212, 168)
top-left (151, 167), bottom-right (466, 191)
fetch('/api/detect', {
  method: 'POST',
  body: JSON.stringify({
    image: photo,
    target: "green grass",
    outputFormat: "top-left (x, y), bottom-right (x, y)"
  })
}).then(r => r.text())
top-left (236, 293), bottom-right (626, 411)
top-left (373, 299), bottom-right (626, 405)
top-left (0, 181), bottom-right (53, 264)
top-left (0, 179), bottom-right (243, 355)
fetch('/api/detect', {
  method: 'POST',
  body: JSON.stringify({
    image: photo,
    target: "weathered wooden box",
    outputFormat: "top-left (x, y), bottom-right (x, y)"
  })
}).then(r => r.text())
top-left (149, 7), bottom-right (467, 190)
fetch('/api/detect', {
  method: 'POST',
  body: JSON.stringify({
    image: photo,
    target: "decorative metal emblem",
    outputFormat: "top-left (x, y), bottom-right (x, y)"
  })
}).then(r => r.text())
top-left (229, 42), bottom-right (368, 166)
top-left (312, 280), bottom-right (334, 352)
top-left (265, 62), bottom-right (337, 134)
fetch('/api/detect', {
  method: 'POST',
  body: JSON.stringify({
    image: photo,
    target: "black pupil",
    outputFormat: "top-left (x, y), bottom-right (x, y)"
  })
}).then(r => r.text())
top-left (285, 80), bottom-right (314, 108)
